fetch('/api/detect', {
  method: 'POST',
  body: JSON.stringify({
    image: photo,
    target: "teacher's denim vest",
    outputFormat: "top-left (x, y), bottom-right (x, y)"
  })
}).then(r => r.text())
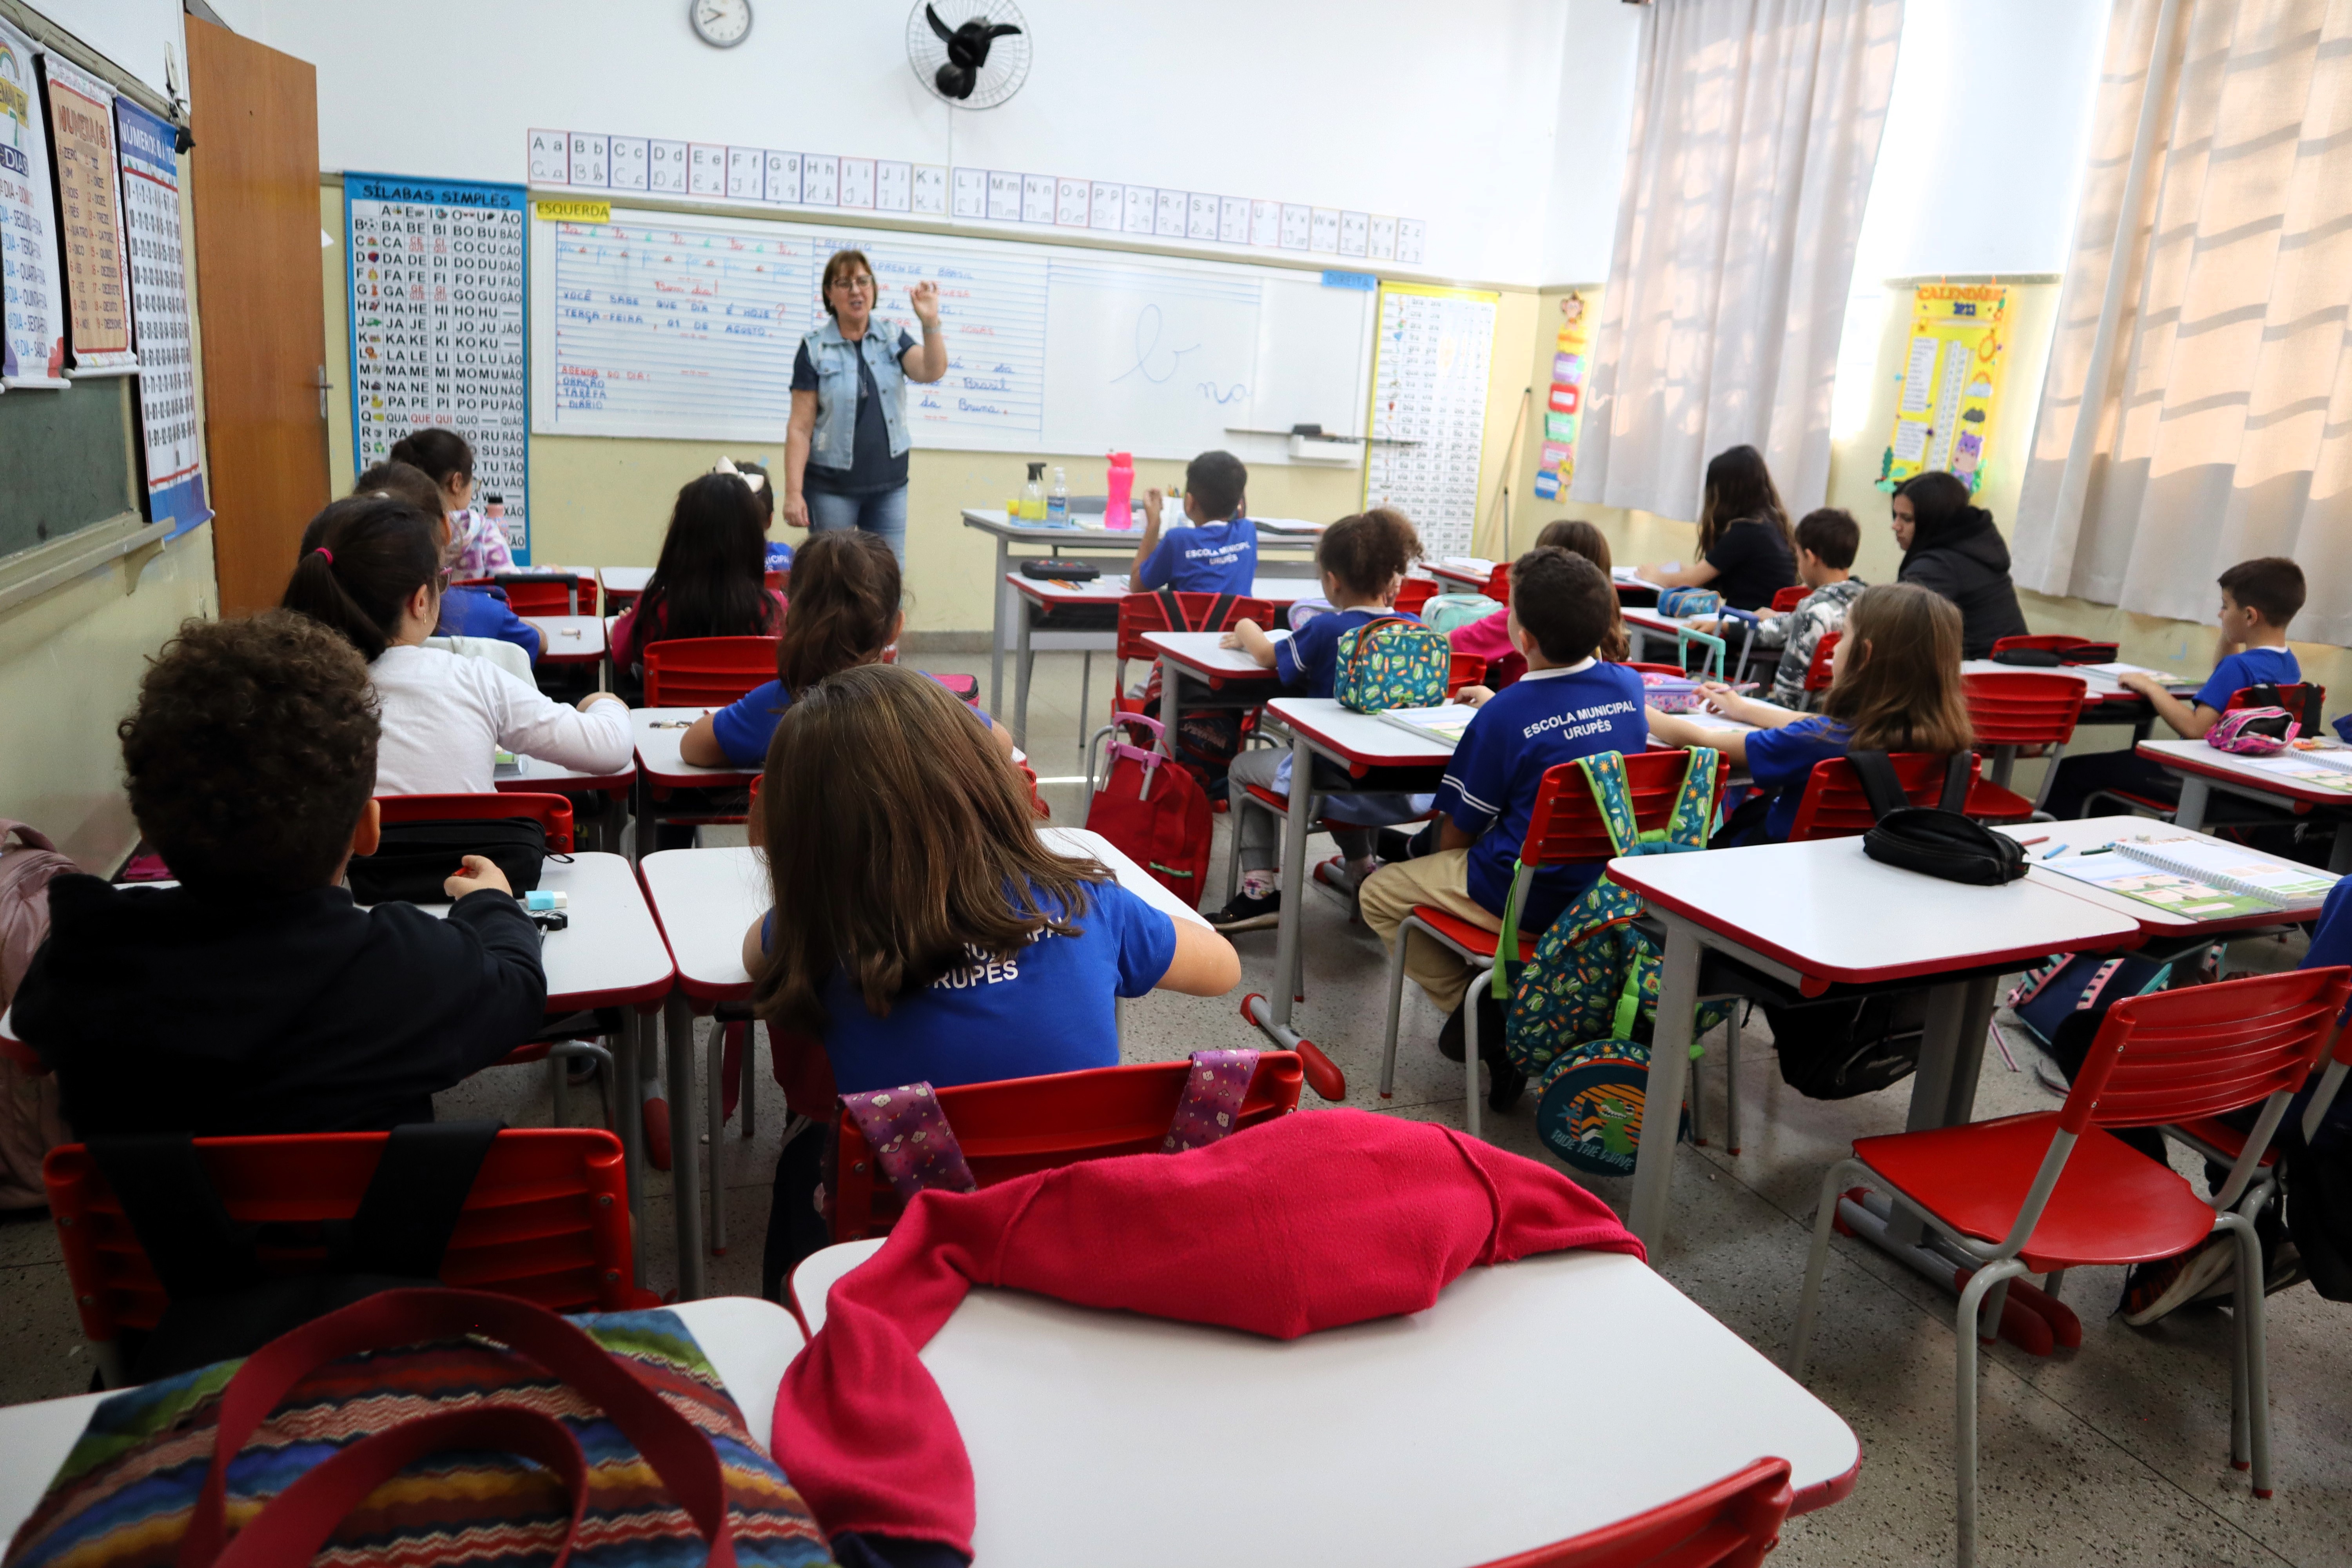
top-left (803, 318), bottom-right (911, 467)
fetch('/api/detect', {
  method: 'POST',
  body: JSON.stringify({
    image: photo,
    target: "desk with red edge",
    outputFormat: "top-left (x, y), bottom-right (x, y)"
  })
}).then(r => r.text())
top-left (1247, 699), bottom-right (1454, 1100)
top-left (1999, 815), bottom-right (2336, 939)
top-left (1606, 837), bottom-right (2141, 1340)
top-left (1136, 629), bottom-right (1287, 763)
top-left (1005, 572), bottom-right (1311, 752)
top-left (629, 707), bottom-right (758, 861)
top-left (2138, 738), bottom-right (2352, 873)
top-left (1428, 557), bottom-right (1497, 596)
top-left (789, 1238), bottom-right (1859, 1565)
top-left (532, 614), bottom-right (606, 668)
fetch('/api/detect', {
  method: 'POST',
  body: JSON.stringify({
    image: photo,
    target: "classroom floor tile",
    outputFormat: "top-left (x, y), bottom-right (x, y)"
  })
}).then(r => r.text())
top-left (2, 651), bottom-right (2345, 1563)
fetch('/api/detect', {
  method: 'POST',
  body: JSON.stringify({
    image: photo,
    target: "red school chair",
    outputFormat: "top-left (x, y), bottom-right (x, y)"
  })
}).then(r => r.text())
top-left (44, 1127), bottom-right (651, 1387)
top-left (454, 572), bottom-right (592, 617)
top-left (1989, 632), bottom-right (2118, 663)
top-left (1096, 590), bottom-right (1275, 751)
top-left (1394, 575), bottom-right (1440, 618)
top-left (641, 636), bottom-right (779, 707)
top-left (1963, 671), bottom-right (2087, 815)
top-left (1784, 752), bottom-right (2032, 841)
top-left (1446, 650), bottom-right (1488, 697)
top-left (1376, 750), bottom-right (1727, 1143)
top-left (373, 790), bottom-right (575, 853)
top-left (1481, 561), bottom-right (1513, 605)
top-left (1789, 967), bottom-right (2352, 1564)
top-left (1473, 1455), bottom-right (1795, 1567)
top-left (1799, 632), bottom-right (1840, 710)
top-left (828, 1054), bottom-right (1304, 1244)
top-left (1769, 584), bottom-right (1809, 614)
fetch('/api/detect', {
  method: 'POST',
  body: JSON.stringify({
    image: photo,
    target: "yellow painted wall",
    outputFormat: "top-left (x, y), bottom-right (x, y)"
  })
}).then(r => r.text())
top-left (323, 186), bottom-right (1538, 634)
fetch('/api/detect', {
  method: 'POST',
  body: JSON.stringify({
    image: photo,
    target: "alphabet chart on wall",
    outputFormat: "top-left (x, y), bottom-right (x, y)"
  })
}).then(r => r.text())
top-left (1363, 282), bottom-right (1497, 557)
top-left (0, 16), bottom-right (67, 387)
top-left (36, 53), bottom-right (134, 373)
top-left (114, 96), bottom-right (207, 535)
top-left (345, 174), bottom-right (531, 559)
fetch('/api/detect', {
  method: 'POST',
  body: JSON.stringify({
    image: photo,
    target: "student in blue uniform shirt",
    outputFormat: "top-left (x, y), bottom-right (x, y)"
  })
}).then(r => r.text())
top-left (1360, 548), bottom-right (1650, 1084)
top-left (714, 457), bottom-right (794, 575)
top-left (1129, 450), bottom-right (1258, 595)
top-left (2042, 557), bottom-right (2305, 819)
top-left (1210, 508), bottom-right (1429, 929)
top-left (1648, 583), bottom-right (1974, 844)
top-left (682, 528), bottom-right (1012, 769)
top-left (356, 463), bottom-right (544, 664)
top-left (744, 662), bottom-right (1239, 1296)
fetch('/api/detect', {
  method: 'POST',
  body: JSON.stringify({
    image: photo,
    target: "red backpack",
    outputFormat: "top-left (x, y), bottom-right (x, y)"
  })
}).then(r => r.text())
top-left (1083, 715), bottom-right (1212, 905)
top-left (0, 820), bottom-right (78, 1209)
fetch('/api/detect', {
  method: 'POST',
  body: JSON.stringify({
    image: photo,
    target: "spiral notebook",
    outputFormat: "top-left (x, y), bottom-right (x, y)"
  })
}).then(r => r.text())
top-left (2040, 836), bottom-right (2335, 919)
top-left (2245, 749), bottom-right (2352, 793)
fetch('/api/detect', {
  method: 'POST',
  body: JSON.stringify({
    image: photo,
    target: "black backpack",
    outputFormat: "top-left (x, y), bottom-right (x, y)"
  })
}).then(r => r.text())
top-left (345, 817), bottom-right (548, 905)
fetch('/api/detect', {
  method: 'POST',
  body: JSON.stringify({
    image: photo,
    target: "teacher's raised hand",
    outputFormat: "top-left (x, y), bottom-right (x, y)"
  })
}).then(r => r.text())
top-left (909, 279), bottom-right (942, 327)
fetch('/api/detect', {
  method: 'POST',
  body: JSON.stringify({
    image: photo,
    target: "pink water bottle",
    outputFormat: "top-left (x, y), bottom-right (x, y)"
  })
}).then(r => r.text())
top-left (1104, 451), bottom-right (1135, 530)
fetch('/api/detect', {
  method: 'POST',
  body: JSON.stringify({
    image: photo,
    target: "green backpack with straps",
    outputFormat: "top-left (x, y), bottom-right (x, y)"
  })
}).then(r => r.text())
top-left (1497, 747), bottom-right (1733, 1176)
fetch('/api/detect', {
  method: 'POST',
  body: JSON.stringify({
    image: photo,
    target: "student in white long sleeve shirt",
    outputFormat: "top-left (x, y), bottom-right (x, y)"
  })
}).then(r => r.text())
top-left (281, 496), bottom-right (630, 794)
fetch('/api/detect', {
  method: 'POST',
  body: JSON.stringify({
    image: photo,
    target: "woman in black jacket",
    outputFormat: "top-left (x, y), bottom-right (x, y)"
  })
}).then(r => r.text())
top-left (1893, 471), bottom-right (2028, 659)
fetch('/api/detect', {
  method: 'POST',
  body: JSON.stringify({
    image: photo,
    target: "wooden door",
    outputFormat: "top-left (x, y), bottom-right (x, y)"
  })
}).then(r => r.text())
top-left (186, 17), bottom-right (329, 615)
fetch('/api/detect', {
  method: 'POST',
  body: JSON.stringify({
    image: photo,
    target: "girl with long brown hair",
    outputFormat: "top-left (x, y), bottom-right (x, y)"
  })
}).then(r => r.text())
top-left (741, 663), bottom-right (1239, 1292)
top-left (679, 527), bottom-right (1013, 768)
top-left (1646, 582), bottom-right (1971, 842)
top-left (1639, 443), bottom-right (1797, 611)
top-left (1449, 518), bottom-right (1630, 684)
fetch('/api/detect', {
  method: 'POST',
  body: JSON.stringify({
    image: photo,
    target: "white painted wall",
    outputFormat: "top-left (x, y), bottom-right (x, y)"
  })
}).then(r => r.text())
top-left (216, 0), bottom-right (1576, 285)
top-left (19, 0), bottom-right (183, 95)
top-left (1539, 0), bottom-right (1642, 285)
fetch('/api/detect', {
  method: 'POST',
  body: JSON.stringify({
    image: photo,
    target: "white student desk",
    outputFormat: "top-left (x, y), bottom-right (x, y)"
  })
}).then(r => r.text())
top-left (1136, 628), bottom-right (1289, 760)
top-left (532, 614), bottom-right (606, 668)
top-left (0, 1295), bottom-right (797, 1547)
top-left (788, 1238), bottom-right (1859, 1568)
top-left (597, 565), bottom-right (652, 606)
top-left (1004, 571), bottom-right (1311, 751)
top-left (1606, 836), bottom-right (2142, 1250)
top-left (961, 509), bottom-right (1321, 715)
top-left (2138, 738), bottom-right (2352, 873)
top-left (629, 707), bottom-right (758, 860)
top-left (1427, 556), bottom-right (1500, 596)
top-left (1248, 699), bottom-right (1456, 1093)
top-left (637, 829), bottom-right (1205, 1301)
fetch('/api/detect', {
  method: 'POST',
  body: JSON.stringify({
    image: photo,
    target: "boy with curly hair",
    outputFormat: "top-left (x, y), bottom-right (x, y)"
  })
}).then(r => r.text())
top-left (11, 611), bottom-right (546, 1135)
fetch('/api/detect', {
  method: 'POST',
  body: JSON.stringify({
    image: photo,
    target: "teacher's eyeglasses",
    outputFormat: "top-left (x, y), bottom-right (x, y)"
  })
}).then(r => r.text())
top-left (831, 275), bottom-right (875, 294)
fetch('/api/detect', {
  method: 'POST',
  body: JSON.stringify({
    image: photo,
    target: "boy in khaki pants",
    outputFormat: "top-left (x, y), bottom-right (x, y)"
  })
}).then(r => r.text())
top-left (1361, 549), bottom-right (1650, 1105)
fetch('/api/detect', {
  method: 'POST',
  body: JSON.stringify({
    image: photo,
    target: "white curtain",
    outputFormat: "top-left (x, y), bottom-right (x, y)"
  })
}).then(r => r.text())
top-left (2014, 0), bottom-right (2352, 642)
top-left (1572, 0), bottom-right (1903, 522)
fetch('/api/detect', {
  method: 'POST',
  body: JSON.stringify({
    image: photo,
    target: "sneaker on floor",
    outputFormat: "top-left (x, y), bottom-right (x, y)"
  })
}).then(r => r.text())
top-left (1312, 855), bottom-right (1370, 900)
top-left (1206, 887), bottom-right (1281, 931)
top-left (1483, 1031), bottom-right (1527, 1114)
top-left (1436, 991), bottom-right (1504, 1064)
top-left (2121, 1232), bottom-right (2235, 1326)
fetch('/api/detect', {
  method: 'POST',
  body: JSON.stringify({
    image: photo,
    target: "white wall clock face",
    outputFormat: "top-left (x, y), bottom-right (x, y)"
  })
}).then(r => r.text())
top-left (690, 0), bottom-right (753, 47)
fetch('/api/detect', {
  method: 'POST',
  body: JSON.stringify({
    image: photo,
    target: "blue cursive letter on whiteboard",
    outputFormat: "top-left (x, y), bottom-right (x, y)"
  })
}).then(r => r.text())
top-left (1110, 304), bottom-right (1200, 386)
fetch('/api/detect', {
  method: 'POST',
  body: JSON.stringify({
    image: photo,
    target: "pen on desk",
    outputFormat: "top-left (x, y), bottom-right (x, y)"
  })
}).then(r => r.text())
top-left (2016, 835), bottom-right (2049, 848)
top-left (2040, 842), bottom-right (2070, 859)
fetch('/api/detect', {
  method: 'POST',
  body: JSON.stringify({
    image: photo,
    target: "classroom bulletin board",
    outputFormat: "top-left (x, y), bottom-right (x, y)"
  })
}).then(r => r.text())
top-left (1534, 289), bottom-right (1592, 502)
top-left (1880, 283), bottom-right (2007, 492)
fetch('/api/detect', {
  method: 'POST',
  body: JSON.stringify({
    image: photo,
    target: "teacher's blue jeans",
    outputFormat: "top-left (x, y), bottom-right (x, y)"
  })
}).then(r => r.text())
top-left (806, 486), bottom-right (907, 564)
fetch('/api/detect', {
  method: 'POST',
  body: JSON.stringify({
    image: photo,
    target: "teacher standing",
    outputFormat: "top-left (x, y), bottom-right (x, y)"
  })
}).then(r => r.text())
top-left (782, 250), bottom-right (948, 564)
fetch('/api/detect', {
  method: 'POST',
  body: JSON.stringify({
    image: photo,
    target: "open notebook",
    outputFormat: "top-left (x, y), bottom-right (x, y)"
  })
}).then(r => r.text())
top-left (2039, 835), bottom-right (2336, 920)
top-left (1378, 705), bottom-right (1477, 747)
top-left (2241, 748), bottom-right (2352, 794)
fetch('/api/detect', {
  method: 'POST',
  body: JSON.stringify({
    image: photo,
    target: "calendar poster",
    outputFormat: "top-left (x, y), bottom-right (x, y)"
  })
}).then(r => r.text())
top-left (0, 18), bottom-right (65, 387)
top-left (346, 173), bottom-right (531, 559)
top-left (39, 54), bottom-right (135, 373)
top-left (1363, 282), bottom-right (1497, 558)
top-left (1880, 284), bottom-right (2007, 492)
top-left (116, 96), bottom-right (207, 535)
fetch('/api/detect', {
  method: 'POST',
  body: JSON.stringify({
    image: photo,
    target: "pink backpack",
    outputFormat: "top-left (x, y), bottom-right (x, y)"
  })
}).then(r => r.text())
top-left (2206, 706), bottom-right (2298, 755)
top-left (0, 821), bottom-right (78, 1209)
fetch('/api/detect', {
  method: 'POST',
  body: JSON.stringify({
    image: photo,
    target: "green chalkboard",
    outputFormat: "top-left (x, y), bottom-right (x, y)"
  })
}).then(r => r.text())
top-left (0, 376), bottom-right (140, 561)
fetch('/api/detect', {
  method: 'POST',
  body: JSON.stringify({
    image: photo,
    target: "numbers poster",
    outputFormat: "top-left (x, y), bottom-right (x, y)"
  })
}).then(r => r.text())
top-left (1364, 282), bottom-right (1496, 557)
top-left (40, 54), bottom-right (135, 373)
top-left (1880, 283), bottom-right (2007, 492)
top-left (115, 96), bottom-right (207, 535)
top-left (1534, 289), bottom-right (1592, 502)
top-left (0, 18), bottom-right (65, 387)
top-left (346, 174), bottom-right (531, 559)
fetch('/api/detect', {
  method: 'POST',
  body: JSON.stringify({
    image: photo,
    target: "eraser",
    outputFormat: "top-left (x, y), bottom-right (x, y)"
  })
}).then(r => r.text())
top-left (525, 890), bottom-right (568, 912)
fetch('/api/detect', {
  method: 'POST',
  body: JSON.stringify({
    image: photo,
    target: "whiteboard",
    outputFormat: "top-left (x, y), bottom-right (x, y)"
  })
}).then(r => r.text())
top-left (529, 206), bottom-right (1375, 462)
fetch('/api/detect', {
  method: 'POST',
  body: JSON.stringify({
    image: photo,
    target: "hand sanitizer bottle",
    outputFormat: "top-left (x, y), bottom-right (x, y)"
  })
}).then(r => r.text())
top-left (1045, 466), bottom-right (1069, 526)
top-left (1022, 462), bottom-right (1045, 521)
